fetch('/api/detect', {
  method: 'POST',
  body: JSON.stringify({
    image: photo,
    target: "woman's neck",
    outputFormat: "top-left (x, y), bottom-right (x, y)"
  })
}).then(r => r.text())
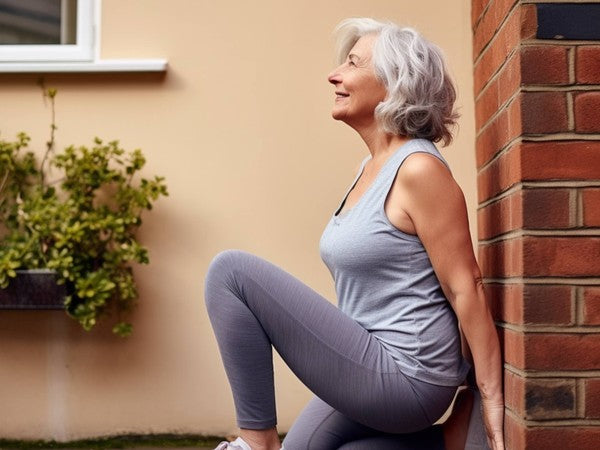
top-left (355, 122), bottom-right (411, 162)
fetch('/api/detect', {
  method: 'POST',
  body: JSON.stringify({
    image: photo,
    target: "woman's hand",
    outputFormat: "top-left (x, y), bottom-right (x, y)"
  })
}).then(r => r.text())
top-left (482, 395), bottom-right (505, 450)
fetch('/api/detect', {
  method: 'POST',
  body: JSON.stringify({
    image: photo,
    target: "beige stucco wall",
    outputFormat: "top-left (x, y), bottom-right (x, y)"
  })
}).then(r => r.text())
top-left (0, 0), bottom-right (475, 440)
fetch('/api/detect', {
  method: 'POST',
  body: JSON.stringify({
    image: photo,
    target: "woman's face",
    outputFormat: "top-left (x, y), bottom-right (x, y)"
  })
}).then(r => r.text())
top-left (327, 34), bottom-right (387, 128)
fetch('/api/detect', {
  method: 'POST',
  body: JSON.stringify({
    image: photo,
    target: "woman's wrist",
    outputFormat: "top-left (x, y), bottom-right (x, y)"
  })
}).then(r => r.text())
top-left (478, 384), bottom-right (503, 403)
top-left (475, 371), bottom-right (503, 402)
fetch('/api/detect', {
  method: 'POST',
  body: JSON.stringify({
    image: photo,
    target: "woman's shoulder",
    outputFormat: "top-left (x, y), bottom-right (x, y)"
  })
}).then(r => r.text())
top-left (393, 146), bottom-right (461, 208)
top-left (400, 149), bottom-right (452, 182)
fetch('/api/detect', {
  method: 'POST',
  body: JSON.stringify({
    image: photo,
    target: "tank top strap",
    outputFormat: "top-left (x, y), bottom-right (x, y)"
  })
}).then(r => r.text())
top-left (367, 139), bottom-right (451, 209)
top-left (334, 155), bottom-right (371, 217)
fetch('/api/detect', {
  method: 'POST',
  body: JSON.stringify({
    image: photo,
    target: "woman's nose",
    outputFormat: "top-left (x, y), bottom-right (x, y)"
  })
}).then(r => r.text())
top-left (327, 66), bottom-right (342, 85)
top-left (328, 68), bottom-right (342, 85)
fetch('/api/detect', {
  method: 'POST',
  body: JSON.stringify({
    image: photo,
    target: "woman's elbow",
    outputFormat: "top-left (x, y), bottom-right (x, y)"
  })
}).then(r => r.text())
top-left (442, 266), bottom-right (485, 308)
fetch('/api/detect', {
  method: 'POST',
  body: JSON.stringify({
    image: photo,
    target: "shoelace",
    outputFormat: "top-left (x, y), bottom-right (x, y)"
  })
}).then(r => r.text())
top-left (214, 439), bottom-right (247, 450)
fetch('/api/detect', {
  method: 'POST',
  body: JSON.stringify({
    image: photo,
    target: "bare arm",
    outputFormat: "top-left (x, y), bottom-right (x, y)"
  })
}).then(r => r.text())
top-left (393, 153), bottom-right (504, 449)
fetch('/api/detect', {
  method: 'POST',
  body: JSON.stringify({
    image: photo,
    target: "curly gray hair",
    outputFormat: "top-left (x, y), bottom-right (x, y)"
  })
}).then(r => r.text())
top-left (334, 18), bottom-right (459, 146)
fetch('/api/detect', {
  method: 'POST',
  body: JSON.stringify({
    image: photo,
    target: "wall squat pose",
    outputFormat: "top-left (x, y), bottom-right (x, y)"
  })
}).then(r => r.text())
top-left (205, 18), bottom-right (504, 450)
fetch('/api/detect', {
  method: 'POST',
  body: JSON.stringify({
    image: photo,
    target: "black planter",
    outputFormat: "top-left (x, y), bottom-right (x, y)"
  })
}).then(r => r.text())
top-left (0, 269), bottom-right (66, 309)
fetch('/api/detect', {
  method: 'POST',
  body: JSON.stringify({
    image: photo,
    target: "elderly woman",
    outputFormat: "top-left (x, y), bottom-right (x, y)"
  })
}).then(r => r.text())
top-left (205, 18), bottom-right (504, 450)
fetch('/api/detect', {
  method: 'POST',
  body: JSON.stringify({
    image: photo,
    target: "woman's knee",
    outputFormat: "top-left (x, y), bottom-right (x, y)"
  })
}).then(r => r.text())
top-left (204, 249), bottom-right (255, 303)
top-left (205, 249), bottom-right (243, 296)
top-left (208, 248), bottom-right (244, 273)
top-left (208, 248), bottom-right (254, 277)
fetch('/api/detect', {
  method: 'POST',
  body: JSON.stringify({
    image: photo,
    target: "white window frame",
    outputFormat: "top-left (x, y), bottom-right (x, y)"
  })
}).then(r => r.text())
top-left (0, 0), bottom-right (95, 62)
top-left (0, 0), bottom-right (166, 72)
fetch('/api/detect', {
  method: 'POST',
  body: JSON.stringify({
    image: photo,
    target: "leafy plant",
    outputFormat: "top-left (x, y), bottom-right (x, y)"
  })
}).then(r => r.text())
top-left (0, 89), bottom-right (168, 336)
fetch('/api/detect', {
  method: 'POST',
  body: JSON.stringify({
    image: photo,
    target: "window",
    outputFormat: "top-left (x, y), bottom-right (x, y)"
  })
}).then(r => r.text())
top-left (0, 0), bottom-right (166, 72)
top-left (0, 0), bottom-right (94, 62)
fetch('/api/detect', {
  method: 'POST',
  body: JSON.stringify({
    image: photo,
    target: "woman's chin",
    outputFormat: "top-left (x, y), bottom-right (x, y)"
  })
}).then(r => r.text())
top-left (331, 109), bottom-right (348, 122)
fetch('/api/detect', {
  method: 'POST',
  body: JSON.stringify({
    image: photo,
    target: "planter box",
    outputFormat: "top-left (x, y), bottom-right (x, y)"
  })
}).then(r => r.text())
top-left (0, 269), bottom-right (66, 309)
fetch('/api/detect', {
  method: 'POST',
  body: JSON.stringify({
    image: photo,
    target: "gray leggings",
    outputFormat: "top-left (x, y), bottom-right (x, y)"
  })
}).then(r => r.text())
top-left (205, 250), bottom-right (457, 449)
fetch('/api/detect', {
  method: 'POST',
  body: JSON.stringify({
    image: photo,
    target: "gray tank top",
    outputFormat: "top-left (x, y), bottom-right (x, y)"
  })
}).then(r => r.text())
top-left (319, 139), bottom-right (470, 386)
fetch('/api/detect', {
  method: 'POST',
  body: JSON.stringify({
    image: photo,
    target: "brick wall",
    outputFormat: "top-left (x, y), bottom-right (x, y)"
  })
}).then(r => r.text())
top-left (472, 1), bottom-right (600, 448)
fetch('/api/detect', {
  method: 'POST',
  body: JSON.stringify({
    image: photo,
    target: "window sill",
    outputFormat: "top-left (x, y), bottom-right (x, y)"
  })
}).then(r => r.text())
top-left (0, 58), bottom-right (168, 73)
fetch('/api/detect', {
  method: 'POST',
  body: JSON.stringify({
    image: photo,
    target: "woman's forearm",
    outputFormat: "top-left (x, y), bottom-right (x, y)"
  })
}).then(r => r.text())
top-left (453, 282), bottom-right (503, 400)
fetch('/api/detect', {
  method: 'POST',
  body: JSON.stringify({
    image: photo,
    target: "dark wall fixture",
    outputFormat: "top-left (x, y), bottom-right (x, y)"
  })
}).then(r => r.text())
top-left (537, 3), bottom-right (600, 40)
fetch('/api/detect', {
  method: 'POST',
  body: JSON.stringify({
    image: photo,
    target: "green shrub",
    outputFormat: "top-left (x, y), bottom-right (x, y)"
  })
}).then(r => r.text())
top-left (0, 89), bottom-right (168, 336)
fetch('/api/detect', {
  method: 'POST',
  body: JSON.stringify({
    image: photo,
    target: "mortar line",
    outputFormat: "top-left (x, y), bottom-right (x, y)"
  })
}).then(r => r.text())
top-left (569, 45), bottom-right (576, 85)
top-left (473, 1), bottom-right (521, 68)
top-left (505, 364), bottom-right (600, 378)
top-left (522, 85), bottom-right (600, 92)
top-left (476, 90), bottom-right (520, 139)
top-left (567, 91), bottom-right (575, 130)
top-left (576, 287), bottom-right (585, 325)
top-left (475, 49), bottom-right (520, 104)
top-left (478, 183), bottom-right (523, 209)
top-left (523, 181), bottom-right (600, 188)
top-left (479, 181), bottom-right (600, 210)
top-left (472, 0), bottom-right (493, 33)
top-left (569, 189), bottom-right (578, 228)
top-left (498, 322), bottom-right (600, 333)
top-left (523, 133), bottom-right (600, 140)
top-left (577, 190), bottom-right (584, 227)
top-left (523, 39), bottom-right (598, 46)
top-left (483, 277), bottom-right (600, 286)
top-left (478, 228), bottom-right (600, 245)
top-left (573, 286), bottom-right (580, 326)
top-left (576, 378), bottom-right (586, 418)
top-left (476, 136), bottom-right (521, 174)
top-left (505, 406), bottom-right (600, 426)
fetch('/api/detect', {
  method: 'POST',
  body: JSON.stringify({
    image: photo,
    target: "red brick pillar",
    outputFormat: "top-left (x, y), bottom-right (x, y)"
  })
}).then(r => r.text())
top-left (472, 1), bottom-right (600, 448)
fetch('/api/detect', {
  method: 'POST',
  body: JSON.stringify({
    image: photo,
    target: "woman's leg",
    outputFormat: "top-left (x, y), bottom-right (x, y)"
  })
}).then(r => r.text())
top-left (283, 396), bottom-right (373, 449)
top-left (283, 396), bottom-right (445, 450)
top-left (336, 431), bottom-right (444, 450)
top-left (204, 250), bottom-right (456, 436)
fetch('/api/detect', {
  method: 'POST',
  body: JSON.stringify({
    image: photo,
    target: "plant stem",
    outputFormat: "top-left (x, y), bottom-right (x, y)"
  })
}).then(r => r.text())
top-left (40, 91), bottom-right (57, 188)
top-left (0, 169), bottom-right (9, 208)
top-left (0, 169), bottom-right (9, 194)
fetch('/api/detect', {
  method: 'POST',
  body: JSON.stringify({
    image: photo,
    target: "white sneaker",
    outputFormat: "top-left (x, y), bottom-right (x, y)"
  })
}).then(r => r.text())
top-left (214, 436), bottom-right (252, 450)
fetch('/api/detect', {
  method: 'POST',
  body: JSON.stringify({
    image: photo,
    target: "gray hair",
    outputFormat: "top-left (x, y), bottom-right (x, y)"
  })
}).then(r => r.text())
top-left (334, 18), bottom-right (459, 146)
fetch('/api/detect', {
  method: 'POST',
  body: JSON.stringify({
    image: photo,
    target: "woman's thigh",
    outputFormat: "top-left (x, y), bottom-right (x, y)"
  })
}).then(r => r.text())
top-left (282, 396), bottom-right (445, 450)
top-left (206, 250), bottom-right (454, 432)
